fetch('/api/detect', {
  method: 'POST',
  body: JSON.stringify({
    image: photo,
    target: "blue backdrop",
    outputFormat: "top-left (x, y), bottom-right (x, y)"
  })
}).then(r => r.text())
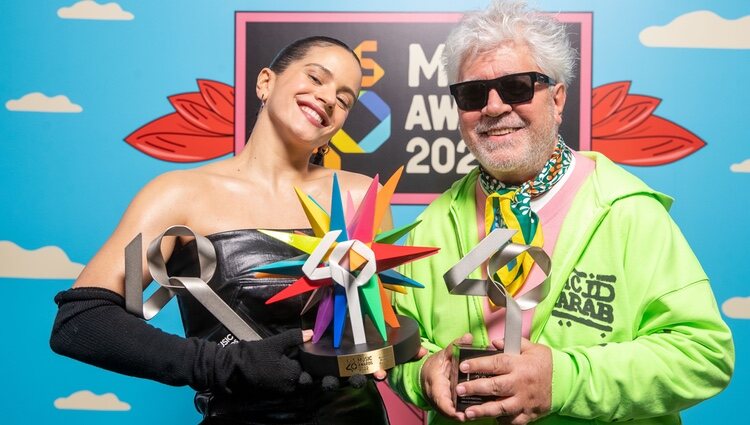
top-left (1, 1), bottom-right (747, 423)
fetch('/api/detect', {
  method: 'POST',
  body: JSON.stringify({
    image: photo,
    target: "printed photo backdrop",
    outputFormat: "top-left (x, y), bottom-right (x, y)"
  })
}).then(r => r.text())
top-left (2, 1), bottom-right (748, 424)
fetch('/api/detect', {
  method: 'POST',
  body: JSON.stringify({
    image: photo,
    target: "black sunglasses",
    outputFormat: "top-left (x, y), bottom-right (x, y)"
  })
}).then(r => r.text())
top-left (449, 71), bottom-right (556, 111)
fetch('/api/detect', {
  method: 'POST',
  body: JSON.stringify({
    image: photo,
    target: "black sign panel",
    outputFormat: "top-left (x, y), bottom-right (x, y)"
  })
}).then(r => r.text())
top-left (235, 13), bottom-right (591, 203)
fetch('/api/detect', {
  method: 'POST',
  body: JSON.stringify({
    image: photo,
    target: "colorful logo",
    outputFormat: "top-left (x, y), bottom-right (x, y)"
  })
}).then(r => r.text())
top-left (326, 40), bottom-right (391, 168)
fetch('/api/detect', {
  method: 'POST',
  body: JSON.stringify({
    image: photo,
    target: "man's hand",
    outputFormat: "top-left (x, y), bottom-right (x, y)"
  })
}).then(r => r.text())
top-left (420, 334), bottom-right (473, 421)
top-left (455, 338), bottom-right (552, 424)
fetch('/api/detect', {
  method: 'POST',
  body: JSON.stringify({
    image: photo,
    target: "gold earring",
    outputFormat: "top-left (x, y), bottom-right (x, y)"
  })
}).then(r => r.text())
top-left (318, 143), bottom-right (330, 155)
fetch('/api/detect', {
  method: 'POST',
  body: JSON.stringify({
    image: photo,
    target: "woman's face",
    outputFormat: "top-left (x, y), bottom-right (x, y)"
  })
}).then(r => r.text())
top-left (262, 45), bottom-right (362, 150)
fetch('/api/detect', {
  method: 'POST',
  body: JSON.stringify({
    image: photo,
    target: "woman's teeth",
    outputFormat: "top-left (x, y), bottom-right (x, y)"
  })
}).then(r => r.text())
top-left (300, 105), bottom-right (323, 124)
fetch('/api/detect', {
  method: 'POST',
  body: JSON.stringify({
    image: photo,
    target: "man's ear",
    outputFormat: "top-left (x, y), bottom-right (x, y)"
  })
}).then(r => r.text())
top-left (256, 67), bottom-right (275, 102)
top-left (552, 83), bottom-right (567, 125)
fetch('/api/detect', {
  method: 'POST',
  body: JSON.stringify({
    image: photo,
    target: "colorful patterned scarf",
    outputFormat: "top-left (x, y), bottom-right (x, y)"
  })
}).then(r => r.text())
top-left (480, 135), bottom-right (572, 295)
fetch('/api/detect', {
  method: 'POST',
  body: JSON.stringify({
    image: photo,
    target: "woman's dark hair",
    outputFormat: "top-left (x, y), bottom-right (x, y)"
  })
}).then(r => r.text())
top-left (269, 36), bottom-right (361, 74)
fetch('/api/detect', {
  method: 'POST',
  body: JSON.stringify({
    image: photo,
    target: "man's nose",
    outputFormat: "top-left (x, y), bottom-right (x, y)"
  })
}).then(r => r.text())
top-left (482, 88), bottom-right (512, 117)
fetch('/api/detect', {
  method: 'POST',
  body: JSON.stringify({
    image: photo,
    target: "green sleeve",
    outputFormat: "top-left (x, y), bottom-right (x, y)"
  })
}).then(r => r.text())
top-left (551, 280), bottom-right (733, 421)
top-left (548, 197), bottom-right (734, 421)
top-left (388, 230), bottom-right (443, 409)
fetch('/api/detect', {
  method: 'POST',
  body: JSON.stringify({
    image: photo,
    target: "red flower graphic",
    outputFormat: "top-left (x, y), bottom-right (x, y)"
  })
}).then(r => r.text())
top-left (124, 80), bottom-right (235, 162)
top-left (591, 81), bottom-right (705, 165)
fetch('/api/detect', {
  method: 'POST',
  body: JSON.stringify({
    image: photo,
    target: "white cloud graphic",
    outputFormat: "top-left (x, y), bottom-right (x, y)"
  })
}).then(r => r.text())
top-left (54, 390), bottom-right (131, 411)
top-left (730, 159), bottom-right (750, 173)
top-left (58, 1), bottom-right (134, 21)
top-left (722, 296), bottom-right (750, 319)
top-left (6, 93), bottom-right (82, 113)
top-left (640, 11), bottom-right (750, 49)
top-left (0, 241), bottom-right (84, 279)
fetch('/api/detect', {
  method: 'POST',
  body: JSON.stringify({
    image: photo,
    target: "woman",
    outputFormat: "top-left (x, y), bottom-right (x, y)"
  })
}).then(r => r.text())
top-left (50, 36), bottom-right (391, 424)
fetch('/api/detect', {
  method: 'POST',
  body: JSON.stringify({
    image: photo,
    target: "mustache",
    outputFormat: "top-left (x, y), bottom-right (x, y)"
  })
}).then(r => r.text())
top-left (474, 116), bottom-right (526, 133)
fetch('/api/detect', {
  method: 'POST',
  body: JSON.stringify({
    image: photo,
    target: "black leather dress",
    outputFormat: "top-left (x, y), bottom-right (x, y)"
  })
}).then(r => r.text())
top-left (167, 229), bottom-right (390, 425)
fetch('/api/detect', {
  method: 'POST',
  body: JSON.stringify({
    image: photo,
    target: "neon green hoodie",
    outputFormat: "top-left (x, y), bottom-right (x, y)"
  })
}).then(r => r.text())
top-left (390, 152), bottom-right (733, 424)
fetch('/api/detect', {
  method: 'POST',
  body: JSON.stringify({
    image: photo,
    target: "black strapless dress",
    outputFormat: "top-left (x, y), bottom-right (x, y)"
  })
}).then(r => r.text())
top-left (167, 229), bottom-right (390, 425)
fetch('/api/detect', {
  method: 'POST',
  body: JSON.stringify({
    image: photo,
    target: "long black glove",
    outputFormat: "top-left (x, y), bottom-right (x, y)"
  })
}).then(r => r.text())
top-left (50, 287), bottom-right (303, 395)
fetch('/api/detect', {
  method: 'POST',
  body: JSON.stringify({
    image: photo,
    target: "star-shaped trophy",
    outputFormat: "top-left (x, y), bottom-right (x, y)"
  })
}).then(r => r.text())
top-left (252, 167), bottom-right (438, 377)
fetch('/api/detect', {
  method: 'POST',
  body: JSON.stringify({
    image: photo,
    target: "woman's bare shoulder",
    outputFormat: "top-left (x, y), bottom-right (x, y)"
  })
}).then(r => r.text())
top-left (139, 160), bottom-right (236, 201)
top-left (124, 162), bottom-right (236, 227)
top-left (135, 170), bottom-right (201, 204)
top-left (331, 169), bottom-right (378, 192)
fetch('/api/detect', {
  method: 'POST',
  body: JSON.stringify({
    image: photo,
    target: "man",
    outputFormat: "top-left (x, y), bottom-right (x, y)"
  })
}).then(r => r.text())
top-left (388, 1), bottom-right (734, 424)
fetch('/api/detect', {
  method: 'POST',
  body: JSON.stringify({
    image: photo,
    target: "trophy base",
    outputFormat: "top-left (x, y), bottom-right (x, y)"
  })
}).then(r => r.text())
top-left (451, 344), bottom-right (499, 411)
top-left (299, 315), bottom-right (420, 377)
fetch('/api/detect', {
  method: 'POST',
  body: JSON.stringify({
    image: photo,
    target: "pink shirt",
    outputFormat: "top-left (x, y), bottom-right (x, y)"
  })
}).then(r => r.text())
top-left (475, 152), bottom-right (595, 342)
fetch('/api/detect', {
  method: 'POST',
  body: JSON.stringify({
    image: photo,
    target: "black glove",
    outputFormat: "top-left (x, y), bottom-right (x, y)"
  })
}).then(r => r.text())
top-left (50, 287), bottom-right (303, 395)
top-left (216, 329), bottom-right (303, 394)
top-left (320, 373), bottom-right (368, 391)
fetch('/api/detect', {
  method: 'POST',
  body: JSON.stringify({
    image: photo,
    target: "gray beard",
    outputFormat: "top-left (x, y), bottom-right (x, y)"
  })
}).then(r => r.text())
top-left (468, 98), bottom-right (559, 182)
top-left (471, 128), bottom-right (558, 182)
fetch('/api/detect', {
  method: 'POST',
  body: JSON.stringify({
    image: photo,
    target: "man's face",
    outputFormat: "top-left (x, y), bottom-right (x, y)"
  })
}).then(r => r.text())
top-left (456, 42), bottom-right (566, 183)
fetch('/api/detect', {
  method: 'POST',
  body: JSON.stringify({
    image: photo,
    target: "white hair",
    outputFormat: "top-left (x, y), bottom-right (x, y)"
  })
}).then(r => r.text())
top-left (443, 0), bottom-right (577, 87)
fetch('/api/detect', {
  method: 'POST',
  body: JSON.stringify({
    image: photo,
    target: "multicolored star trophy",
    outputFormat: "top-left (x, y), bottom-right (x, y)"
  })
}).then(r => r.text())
top-left (252, 167), bottom-right (438, 377)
